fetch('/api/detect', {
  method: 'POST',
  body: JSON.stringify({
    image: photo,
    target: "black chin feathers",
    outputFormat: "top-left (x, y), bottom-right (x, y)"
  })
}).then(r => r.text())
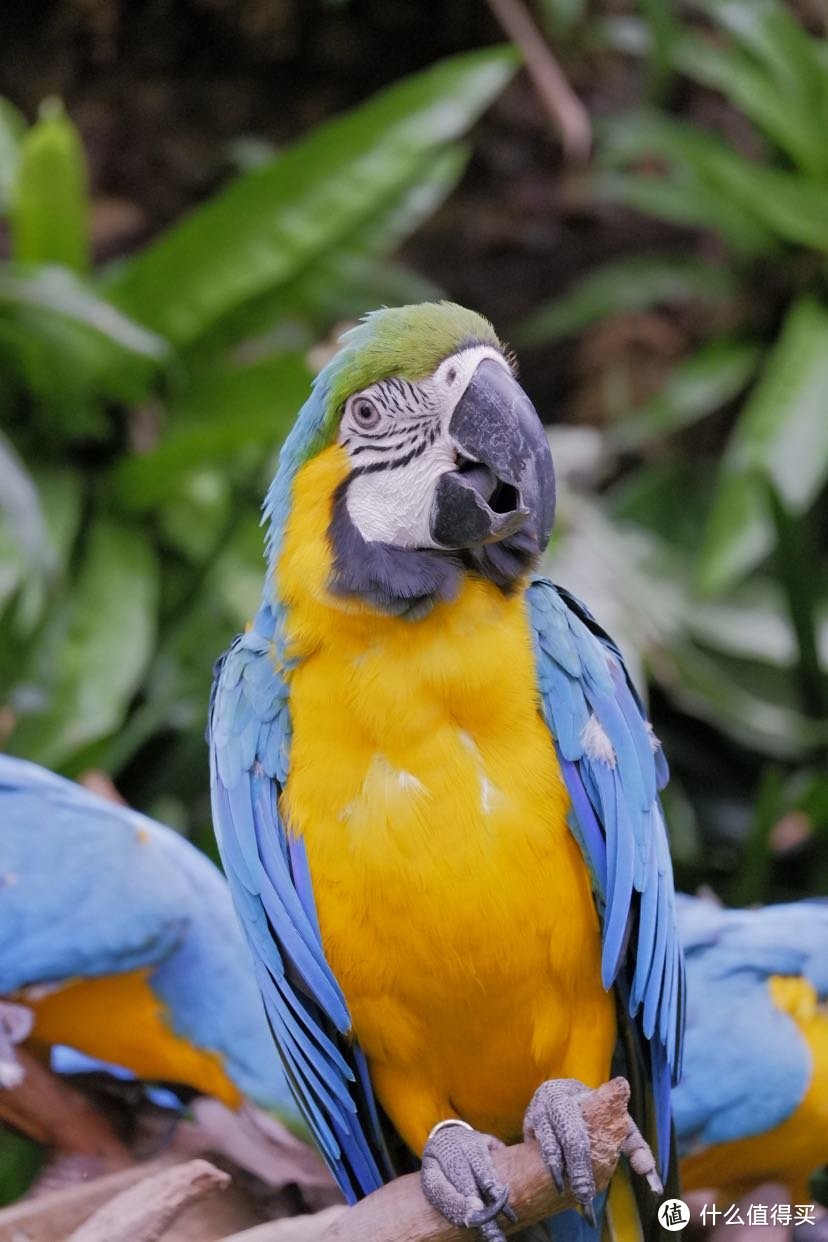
top-left (328, 481), bottom-right (541, 618)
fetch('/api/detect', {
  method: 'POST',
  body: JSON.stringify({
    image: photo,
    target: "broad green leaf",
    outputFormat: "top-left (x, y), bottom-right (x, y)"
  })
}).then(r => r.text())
top-left (0, 266), bottom-right (169, 360)
top-left (7, 521), bottom-right (159, 767)
top-left (0, 267), bottom-right (167, 433)
top-left (11, 99), bottom-right (89, 272)
top-left (698, 297), bottom-right (828, 593)
top-left (0, 1129), bottom-right (42, 1207)
top-left (589, 169), bottom-right (774, 257)
top-left (687, 577), bottom-right (828, 668)
top-left (158, 470), bottom-right (232, 564)
top-left (609, 339), bottom-right (760, 452)
top-left (206, 143), bottom-right (465, 348)
top-left (639, 0), bottom-right (680, 97)
top-left (108, 48), bottom-right (517, 347)
top-left (515, 255), bottom-right (736, 345)
top-left (112, 352), bottom-right (310, 509)
top-left (674, 31), bottom-right (828, 177)
top-left (0, 467), bottom-right (83, 633)
top-left (0, 431), bottom-right (52, 572)
top-left (696, 0), bottom-right (828, 119)
top-left (665, 642), bottom-right (827, 759)
top-left (598, 111), bottom-right (828, 252)
top-left (599, 6), bottom-right (828, 175)
top-left (0, 97), bottom-right (26, 215)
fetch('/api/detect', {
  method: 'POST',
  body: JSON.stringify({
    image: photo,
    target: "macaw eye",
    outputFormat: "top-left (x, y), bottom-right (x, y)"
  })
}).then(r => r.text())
top-left (351, 397), bottom-right (381, 430)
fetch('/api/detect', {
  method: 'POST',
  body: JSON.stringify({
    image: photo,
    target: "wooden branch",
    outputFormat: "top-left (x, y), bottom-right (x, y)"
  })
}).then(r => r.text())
top-left (485, 0), bottom-right (591, 163)
top-left (0, 1045), bottom-right (131, 1166)
top-left (220, 1207), bottom-right (348, 1242)
top-left (221, 1078), bottom-right (633, 1242)
top-left (65, 1158), bottom-right (230, 1242)
top-left (0, 1159), bottom-right (172, 1242)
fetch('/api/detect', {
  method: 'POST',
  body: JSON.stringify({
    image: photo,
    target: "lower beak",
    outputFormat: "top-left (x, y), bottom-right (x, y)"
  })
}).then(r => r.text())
top-left (430, 358), bottom-right (555, 552)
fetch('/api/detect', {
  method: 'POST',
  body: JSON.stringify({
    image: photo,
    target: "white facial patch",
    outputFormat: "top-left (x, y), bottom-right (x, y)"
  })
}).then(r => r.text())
top-left (339, 345), bottom-right (511, 547)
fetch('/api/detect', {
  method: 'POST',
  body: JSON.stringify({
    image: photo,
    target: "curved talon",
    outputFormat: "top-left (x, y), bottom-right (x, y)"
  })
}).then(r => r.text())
top-left (421, 1120), bottom-right (515, 1241)
top-left (466, 1183), bottom-right (514, 1228)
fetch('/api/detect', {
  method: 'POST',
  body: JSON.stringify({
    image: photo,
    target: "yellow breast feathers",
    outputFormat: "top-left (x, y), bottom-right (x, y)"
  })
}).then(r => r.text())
top-left (276, 445), bottom-right (615, 1152)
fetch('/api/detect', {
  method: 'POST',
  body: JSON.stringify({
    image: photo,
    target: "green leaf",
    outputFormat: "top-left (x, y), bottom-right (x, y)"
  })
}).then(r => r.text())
top-left (665, 642), bottom-right (827, 759)
top-left (0, 267), bottom-right (168, 433)
top-left (589, 168), bottom-right (774, 257)
top-left (7, 521), bottom-right (159, 767)
top-left (696, 0), bottom-right (828, 122)
top-left (107, 47), bottom-right (517, 348)
top-left (207, 143), bottom-right (464, 348)
top-left (698, 297), bottom-right (828, 593)
top-left (674, 30), bottom-right (828, 177)
top-left (0, 266), bottom-right (169, 361)
top-left (0, 97), bottom-right (26, 215)
top-left (640, 0), bottom-right (680, 97)
top-left (112, 351), bottom-right (311, 509)
top-left (11, 99), bottom-right (89, 272)
top-left (609, 338), bottom-right (760, 452)
top-left (515, 255), bottom-right (737, 345)
top-left (598, 111), bottom-right (828, 252)
top-left (0, 1129), bottom-right (42, 1207)
top-left (0, 431), bottom-right (52, 574)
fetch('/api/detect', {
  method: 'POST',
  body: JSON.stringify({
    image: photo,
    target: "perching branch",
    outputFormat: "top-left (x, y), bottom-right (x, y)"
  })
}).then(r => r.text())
top-left (220, 1078), bottom-right (634, 1242)
top-left (0, 1044), bottom-right (131, 1167)
top-left (65, 1158), bottom-right (231, 1242)
top-left (484, 0), bottom-right (592, 163)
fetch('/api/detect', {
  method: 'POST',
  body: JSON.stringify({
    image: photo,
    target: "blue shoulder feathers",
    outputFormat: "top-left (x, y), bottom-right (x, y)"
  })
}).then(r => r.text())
top-left (673, 894), bottom-right (828, 1150)
top-left (527, 578), bottom-right (684, 1175)
top-left (0, 753), bottom-right (294, 1115)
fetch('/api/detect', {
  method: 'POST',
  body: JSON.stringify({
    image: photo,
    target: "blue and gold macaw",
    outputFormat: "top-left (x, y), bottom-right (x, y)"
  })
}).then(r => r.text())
top-left (208, 303), bottom-right (683, 1239)
top-left (0, 753), bottom-right (295, 1118)
top-left (674, 893), bottom-right (828, 1204)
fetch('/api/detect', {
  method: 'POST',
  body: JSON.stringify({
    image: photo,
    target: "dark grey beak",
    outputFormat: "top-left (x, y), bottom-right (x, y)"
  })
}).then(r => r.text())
top-left (430, 358), bottom-right (555, 552)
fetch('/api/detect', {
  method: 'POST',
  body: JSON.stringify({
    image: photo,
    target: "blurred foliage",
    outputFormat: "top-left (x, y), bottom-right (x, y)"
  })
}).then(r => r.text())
top-left (0, 2), bottom-right (825, 918)
top-left (0, 0), bottom-right (826, 1207)
top-left (0, 47), bottom-right (517, 843)
top-left (525, 0), bottom-right (827, 903)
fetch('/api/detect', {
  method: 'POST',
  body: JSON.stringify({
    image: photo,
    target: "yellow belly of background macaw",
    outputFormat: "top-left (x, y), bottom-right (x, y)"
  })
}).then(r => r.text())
top-left (681, 976), bottom-right (828, 1203)
top-left (17, 969), bottom-right (241, 1107)
top-left (279, 447), bottom-right (617, 1156)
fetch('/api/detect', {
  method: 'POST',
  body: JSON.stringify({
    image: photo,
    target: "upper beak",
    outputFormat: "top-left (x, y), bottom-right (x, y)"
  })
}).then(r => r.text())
top-left (430, 358), bottom-right (555, 552)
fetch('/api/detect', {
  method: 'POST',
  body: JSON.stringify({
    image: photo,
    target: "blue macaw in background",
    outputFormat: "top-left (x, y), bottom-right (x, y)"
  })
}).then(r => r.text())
top-left (0, 753), bottom-right (296, 1121)
top-left (674, 893), bottom-right (828, 1203)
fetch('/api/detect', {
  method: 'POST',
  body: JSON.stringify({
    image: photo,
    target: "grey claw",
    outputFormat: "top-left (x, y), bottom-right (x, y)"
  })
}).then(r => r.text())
top-left (583, 1201), bottom-right (597, 1228)
top-left (467, 1183), bottom-right (511, 1227)
top-left (421, 1121), bottom-right (515, 1241)
top-left (621, 1117), bottom-right (663, 1195)
top-left (524, 1078), bottom-right (597, 1211)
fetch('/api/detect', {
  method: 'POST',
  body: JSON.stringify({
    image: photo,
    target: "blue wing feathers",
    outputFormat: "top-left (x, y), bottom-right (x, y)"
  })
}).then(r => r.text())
top-left (527, 578), bottom-right (683, 1178)
top-left (0, 754), bottom-right (295, 1115)
top-left (673, 895), bottom-right (828, 1151)
top-left (209, 605), bottom-right (386, 1202)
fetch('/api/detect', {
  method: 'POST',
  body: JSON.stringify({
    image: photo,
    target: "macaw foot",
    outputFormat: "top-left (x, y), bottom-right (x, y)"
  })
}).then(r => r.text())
top-left (421, 1119), bottom-right (518, 1242)
top-left (524, 1078), bottom-right (663, 1226)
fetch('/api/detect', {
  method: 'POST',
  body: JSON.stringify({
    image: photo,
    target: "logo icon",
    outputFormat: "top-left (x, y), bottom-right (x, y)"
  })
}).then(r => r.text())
top-left (658, 1198), bottom-right (691, 1231)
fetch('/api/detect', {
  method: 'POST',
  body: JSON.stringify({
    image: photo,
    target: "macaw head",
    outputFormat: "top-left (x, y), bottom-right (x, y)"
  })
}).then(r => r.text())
top-left (267, 302), bottom-right (555, 616)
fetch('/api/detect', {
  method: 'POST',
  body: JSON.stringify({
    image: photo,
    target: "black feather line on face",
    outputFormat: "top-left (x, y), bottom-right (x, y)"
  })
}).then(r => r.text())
top-left (348, 436), bottom-right (432, 478)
